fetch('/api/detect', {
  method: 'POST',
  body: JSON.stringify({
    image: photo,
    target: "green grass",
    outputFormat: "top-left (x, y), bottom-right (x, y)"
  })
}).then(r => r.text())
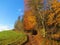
top-left (0, 30), bottom-right (27, 45)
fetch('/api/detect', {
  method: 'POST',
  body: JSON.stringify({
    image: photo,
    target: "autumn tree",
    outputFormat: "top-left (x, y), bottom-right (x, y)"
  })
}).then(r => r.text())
top-left (23, 0), bottom-right (47, 37)
top-left (23, 0), bottom-right (60, 45)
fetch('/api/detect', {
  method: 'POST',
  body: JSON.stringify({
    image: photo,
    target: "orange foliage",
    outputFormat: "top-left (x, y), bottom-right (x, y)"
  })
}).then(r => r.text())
top-left (23, 10), bottom-right (37, 30)
top-left (46, 0), bottom-right (60, 26)
top-left (45, 0), bottom-right (60, 41)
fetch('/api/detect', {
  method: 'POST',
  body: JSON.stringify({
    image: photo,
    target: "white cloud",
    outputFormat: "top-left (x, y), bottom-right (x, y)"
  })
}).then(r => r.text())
top-left (17, 8), bottom-right (24, 15)
top-left (0, 25), bottom-right (13, 31)
top-left (18, 9), bottom-right (22, 12)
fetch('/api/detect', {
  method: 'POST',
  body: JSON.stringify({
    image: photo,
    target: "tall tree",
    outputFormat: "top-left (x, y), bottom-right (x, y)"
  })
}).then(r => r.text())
top-left (14, 16), bottom-right (23, 32)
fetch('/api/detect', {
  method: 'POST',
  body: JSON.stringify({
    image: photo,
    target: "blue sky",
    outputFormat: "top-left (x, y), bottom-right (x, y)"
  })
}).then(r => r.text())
top-left (0, 0), bottom-right (24, 31)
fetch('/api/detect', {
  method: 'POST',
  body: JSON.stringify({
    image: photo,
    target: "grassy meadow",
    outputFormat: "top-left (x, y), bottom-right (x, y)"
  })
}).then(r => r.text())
top-left (0, 30), bottom-right (27, 45)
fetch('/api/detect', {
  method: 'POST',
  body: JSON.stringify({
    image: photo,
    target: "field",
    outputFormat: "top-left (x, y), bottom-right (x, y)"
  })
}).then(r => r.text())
top-left (0, 30), bottom-right (27, 45)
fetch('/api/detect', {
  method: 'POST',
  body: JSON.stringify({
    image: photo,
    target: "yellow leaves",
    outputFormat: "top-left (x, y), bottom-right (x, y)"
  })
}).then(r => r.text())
top-left (40, 28), bottom-right (45, 37)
